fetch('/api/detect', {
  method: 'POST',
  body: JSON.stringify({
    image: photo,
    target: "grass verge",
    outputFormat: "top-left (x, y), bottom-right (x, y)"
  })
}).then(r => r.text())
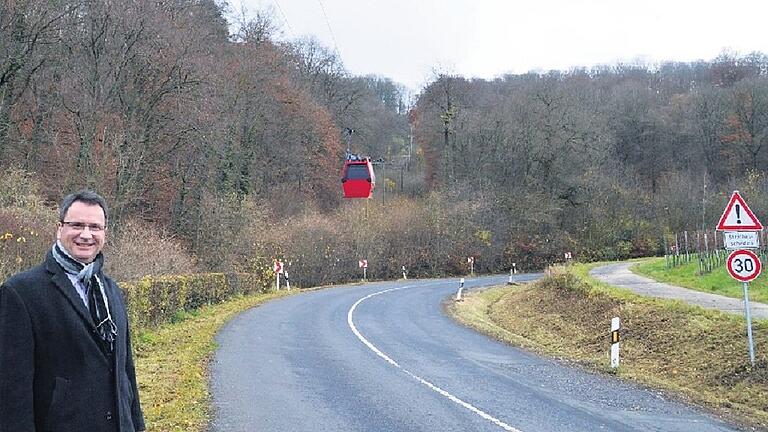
top-left (448, 264), bottom-right (768, 430)
top-left (634, 257), bottom-right (768, 304)
top-left (132, 290), bottom-right (293, 432)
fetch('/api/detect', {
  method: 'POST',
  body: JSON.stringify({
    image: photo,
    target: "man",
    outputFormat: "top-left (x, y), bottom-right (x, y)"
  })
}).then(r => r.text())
top-left (0, 190), bottom-right (145, 432)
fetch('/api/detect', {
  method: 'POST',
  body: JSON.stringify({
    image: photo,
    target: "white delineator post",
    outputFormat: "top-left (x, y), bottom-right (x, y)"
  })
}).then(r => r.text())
top-left (284, 270), bottom-right (291, 290)
top-left (509, 269), bottom-right (513, 284)
top-left (512, 262), bottom-right (517, 274)
top-left (276, 272), bottom-right (280, 291)
top-left (455, 278), bottom-right (465, 301)
top-left (402, 265), bottom-right (407, 280)
top-left (610, 317), bottom-right (620, 368)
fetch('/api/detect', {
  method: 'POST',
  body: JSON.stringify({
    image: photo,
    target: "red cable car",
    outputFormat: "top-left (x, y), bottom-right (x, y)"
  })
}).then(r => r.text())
top-left (341, 155), bottom-right (375, 199)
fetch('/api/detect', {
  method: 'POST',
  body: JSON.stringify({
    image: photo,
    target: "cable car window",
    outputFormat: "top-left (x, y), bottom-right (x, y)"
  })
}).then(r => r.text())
top-left (346, 164), bottom-right (370, 180)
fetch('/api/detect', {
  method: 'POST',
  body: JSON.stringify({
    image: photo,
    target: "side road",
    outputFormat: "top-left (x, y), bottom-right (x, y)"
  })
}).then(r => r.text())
top-left (590, 261), bottom-right (768, 320)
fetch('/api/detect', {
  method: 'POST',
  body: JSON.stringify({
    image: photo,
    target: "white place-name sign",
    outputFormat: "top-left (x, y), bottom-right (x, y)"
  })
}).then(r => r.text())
top-left (723, 231), bottom-right (761, 250)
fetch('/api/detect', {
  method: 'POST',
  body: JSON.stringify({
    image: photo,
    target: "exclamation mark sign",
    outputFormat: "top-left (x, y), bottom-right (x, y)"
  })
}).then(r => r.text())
top-left (736, 204), bottom-right (742, 224)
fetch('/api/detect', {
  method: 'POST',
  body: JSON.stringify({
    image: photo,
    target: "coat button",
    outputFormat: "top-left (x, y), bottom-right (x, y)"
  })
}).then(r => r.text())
top-left (106, 411), bottom-right (113, 421)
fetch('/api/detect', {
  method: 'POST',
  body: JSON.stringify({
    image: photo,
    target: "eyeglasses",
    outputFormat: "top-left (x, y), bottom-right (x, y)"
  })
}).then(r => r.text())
top-left (61, 221), bottom-right (106, 232)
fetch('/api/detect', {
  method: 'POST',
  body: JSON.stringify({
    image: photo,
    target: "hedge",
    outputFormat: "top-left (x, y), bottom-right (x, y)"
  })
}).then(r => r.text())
top-left (121, 272), bottom-right (273, 332)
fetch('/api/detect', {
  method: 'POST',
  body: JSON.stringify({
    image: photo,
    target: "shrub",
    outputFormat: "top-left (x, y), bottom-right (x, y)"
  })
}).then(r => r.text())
top-left (105, 218), bottom-right (199, 282)
top-left (0, 169), bottom-right (58, 282)
top-left (122, 272), bottom-right (272, 332)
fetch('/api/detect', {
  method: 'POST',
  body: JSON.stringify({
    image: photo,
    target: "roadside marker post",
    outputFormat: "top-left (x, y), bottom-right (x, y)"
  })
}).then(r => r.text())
top-left (512, 262), bottom-right (517, 274)
top-left (273, 261), bottom-right (284, 291)
top-left (610, 317), bottom-right (620, 369)
top-left (402, 265), bottom-right (407, 280)
top-left (509, 269), bottom-right (513, 284)
top-left (359, 259), bottom-right (368, 280)
top-left (455, 278), bottom-right (465, 301)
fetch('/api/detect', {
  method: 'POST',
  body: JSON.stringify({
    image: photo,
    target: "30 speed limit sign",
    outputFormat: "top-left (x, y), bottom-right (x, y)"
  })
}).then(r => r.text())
top-left (726, 249), bottom-right (762, 282)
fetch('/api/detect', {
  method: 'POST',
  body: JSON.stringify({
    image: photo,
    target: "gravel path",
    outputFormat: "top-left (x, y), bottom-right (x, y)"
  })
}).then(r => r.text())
top-left (589, 262), bottom-right (768, 320)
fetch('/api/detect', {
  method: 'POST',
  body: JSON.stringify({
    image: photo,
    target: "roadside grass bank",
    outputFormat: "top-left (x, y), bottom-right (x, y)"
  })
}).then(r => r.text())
top-left (634, 257), bottom-right (768, 304)
top-left (132, 290), bottom-right (293, 432)
top-left (447, 263), bottom-right (768, 429)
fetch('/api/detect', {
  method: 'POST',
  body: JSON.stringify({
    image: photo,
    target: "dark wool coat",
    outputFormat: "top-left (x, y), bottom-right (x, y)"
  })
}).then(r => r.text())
top-left (0, 252), bottom-right (145, 432)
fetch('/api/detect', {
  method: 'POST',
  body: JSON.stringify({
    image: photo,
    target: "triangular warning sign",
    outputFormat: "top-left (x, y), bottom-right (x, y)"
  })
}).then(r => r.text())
top-left (716, 191), bottom-right (763, 231)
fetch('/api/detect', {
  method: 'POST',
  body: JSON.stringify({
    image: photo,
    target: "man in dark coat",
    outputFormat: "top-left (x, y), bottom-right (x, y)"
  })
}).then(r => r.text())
top-left (0, 190), bottom-right (145, 432)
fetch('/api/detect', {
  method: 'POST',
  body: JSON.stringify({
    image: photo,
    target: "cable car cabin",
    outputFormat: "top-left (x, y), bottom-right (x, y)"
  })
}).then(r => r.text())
top-left (341, 158), bottom-right (375, 199)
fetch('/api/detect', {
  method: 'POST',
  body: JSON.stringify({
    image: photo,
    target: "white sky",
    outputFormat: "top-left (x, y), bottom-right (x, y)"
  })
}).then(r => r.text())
top-left (229, 0), bottom-right (768, 92)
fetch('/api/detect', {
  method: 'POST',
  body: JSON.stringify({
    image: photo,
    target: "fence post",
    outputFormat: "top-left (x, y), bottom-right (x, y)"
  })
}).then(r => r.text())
top-left (696, 232), bottom-right (703, 275)
top-left (706, 232), bottom-right (712, 272)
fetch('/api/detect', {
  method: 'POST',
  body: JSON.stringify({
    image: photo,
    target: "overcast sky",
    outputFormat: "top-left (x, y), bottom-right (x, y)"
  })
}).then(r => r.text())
top-left (228, 0), bottom-right (768, 92)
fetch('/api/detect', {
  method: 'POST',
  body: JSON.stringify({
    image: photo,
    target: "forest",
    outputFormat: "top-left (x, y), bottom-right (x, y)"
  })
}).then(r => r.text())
top-left (3, 0), bottom-right (768, 287)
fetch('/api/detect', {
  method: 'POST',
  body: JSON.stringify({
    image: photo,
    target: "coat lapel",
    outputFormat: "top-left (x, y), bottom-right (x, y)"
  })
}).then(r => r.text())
top-left (45, 252), bottom-right (116, 361)
top-left (46, 258), bottom-right (94, 328)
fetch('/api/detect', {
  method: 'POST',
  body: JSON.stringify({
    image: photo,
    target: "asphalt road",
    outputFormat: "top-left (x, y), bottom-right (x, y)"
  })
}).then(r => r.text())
top-left (210, 275), bottom-right (742, 432)
top-left (590, 262), bottom-right (768, 320)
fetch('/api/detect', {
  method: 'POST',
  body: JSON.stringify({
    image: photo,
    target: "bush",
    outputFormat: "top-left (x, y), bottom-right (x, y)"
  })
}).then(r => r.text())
top-left (105, 218), bottom-right (199, 281)
top-left (122, 271), bottom-right (272, 332)
top-left (0, 169), bottom-right (58, 282)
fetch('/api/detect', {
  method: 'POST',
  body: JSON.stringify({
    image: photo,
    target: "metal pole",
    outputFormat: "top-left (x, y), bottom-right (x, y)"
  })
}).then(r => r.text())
top-left (743, 282), bottom-right (756, 366)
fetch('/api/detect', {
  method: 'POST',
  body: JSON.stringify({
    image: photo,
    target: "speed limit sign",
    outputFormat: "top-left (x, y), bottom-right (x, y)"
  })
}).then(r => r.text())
top-left (726, 249), bottom-right (762, 282)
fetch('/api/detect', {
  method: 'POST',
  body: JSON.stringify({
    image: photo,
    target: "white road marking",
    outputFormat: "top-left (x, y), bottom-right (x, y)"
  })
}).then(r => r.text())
top-left (347, 283), bottom-right (524, 432)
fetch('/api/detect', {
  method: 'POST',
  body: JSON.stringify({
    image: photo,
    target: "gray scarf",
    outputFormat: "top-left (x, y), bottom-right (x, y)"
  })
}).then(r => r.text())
top-left (52, 241), bottom-right (117, 352)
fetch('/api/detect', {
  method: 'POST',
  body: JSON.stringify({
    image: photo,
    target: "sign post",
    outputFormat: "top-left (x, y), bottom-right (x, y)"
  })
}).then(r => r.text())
top-left (273, 261), bottom-right (284, 291)
top-left (717, 191), bottom-right (763, 366)
top-left (359, 259), bottom-right (368, 280)
top-left (726, 249), bottom-right (761, 366)
top-left (743, 281), bottom-right (756, 365)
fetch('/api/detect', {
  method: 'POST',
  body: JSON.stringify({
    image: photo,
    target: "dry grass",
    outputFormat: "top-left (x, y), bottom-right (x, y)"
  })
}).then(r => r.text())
top-left (448, 268), bottom-right (768, 430)
top-left (133, 290), bottom-right (293, 432)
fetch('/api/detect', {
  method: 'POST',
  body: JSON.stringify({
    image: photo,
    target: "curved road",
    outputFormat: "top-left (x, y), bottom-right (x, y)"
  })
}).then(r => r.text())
top-left (210, 275), bottom-right (741, 432)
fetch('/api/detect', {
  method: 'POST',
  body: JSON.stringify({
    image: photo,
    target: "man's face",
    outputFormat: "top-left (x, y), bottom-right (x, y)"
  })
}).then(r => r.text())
top-left (56, 201), bottom-right (107, 264)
